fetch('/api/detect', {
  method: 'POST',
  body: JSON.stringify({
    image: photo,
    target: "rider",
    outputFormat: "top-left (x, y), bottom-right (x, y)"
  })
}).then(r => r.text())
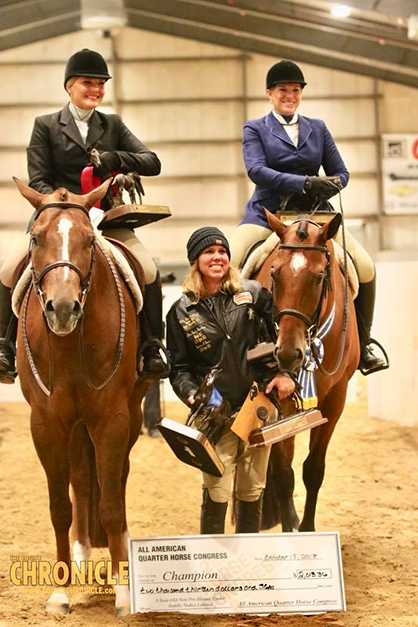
top-left (166, 227), bottom-right (295, 534)
top-left (0, 48), bottom-right (167, 382)
top-left (229, 60), bottom-right (386, 375)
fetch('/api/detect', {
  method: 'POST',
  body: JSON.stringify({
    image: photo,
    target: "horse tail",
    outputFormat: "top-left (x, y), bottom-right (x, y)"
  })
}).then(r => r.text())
top-left (260, 451), bottom-right (282, 530)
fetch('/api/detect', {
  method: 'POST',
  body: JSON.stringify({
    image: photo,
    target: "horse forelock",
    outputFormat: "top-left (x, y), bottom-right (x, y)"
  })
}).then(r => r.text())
top-left (295, 220), bottom-right (309, 241)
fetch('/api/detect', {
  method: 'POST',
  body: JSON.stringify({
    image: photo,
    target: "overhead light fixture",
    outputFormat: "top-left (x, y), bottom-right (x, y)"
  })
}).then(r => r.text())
top-left (81, 0), bottom-right (127, 30)
top-left (408, 15), bottom-right (418, 40)
top-left (331, 5), bottom-right (352, 18)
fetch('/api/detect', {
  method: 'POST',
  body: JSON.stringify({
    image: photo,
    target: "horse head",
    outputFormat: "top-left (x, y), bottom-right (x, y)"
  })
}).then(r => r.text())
top-left (265, 210), bottom-right (341, 374)
top-left (14, 177), bottom-right (112, 336)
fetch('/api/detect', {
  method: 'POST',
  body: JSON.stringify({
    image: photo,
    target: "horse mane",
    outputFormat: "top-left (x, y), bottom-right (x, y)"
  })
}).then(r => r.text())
top-left (296, 217), bottom-right (309, 241)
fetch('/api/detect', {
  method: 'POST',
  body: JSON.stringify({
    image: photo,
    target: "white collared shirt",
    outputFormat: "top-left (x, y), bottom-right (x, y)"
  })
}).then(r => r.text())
top-left (69, 103), bottom-right (95, 144)
top-left (272, 110), bottom-right (299, 146)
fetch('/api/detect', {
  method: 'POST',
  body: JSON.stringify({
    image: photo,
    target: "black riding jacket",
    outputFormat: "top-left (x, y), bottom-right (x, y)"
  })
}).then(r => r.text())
top-left (166, 279), bottom-right (276, 411)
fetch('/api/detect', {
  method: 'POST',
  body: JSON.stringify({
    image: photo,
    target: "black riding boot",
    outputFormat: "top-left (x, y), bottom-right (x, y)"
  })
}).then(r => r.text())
top-left (200, 489), bottom-right (228, 534)
top-left (0, 281), bottom-right (17, 384)
top-left (355, 274), bottom-right (388, 375)
top-left (140, 272), bottom-right (169, 378)
top-left (235, 496), bottom-right (263, 533)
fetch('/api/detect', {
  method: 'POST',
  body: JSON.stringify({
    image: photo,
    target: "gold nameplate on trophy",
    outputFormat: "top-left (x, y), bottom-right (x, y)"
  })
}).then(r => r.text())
top-left (100, 204), bottom-right (172, 229)
top-left (248, 409), bottom-right (328, 448)
top-left (158, 418), bottom-right (224, 477)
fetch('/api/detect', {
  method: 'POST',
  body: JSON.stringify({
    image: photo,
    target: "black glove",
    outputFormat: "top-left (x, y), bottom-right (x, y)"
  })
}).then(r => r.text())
top-left (304, 176), bottom-right (341, 200)
top-left (91, 151), bottom-right (120, 177)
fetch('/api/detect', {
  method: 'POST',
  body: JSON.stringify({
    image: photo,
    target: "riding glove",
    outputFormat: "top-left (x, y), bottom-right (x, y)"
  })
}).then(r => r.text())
top-left (92, 151), bottom-right (120, 176)
top-left (304, 176), bottom-right (341, 200)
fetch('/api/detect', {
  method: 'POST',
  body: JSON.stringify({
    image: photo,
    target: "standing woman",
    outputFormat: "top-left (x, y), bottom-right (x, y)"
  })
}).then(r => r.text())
top-left (229, 60), bottom-right (386, 374)
top-left (166, 227), bottom-right (295, 534)
top-left (0, 49), bottom-right (166, 380)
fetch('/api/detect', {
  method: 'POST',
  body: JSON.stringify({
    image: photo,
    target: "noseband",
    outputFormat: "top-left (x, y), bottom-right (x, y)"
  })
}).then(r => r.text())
top-left (30, 202), bottom-right (95, 310)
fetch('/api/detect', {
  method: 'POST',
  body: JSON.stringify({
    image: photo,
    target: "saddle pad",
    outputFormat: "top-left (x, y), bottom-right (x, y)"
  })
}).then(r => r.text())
top-left (241, 233), bottom-right (358, 297)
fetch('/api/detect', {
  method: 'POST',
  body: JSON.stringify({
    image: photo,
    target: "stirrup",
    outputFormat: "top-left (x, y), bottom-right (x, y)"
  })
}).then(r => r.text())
top-left (138, 339), bottom-right (170, 379)
top-left (359, 338), bottom-right (389, 376)
top-left (0, 341), bottom-right (17, 384)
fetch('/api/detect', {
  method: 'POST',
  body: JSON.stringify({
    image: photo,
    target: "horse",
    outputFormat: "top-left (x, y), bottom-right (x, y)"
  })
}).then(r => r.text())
top-left (255, 210), bottom-right (360, 532)
top-left (12, 177), bottom-right (149, 615)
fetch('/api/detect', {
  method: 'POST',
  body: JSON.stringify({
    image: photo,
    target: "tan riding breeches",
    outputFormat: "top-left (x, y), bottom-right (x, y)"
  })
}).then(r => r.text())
top-left (229, 223), bottom-right (375, 283)
top-left (103, 228), bottom-right (157, 284)
top-left (202, 429), bottom-right (271, 503)
top-left (0, 227), bottom-right (157, 288)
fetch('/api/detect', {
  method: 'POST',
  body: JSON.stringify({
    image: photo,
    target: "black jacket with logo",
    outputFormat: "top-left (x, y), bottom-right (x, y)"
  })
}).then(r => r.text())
top-left (166, 279), bottom-right (276, 411)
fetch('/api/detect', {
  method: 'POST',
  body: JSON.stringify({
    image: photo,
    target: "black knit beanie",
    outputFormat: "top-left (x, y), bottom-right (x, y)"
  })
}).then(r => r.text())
top-left (187, 227), bottom-right (231, 265)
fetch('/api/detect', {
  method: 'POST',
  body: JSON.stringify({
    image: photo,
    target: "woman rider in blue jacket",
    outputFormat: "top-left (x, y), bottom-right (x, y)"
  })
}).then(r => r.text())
top-left (229, 60), bottom-right (386, 375)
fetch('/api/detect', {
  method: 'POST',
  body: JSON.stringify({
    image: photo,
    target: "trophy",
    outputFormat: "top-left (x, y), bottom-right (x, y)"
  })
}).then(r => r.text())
top-left (158, 368), bottom-right (231, 477)
top-left (242, 342), bottom-right (328, 448)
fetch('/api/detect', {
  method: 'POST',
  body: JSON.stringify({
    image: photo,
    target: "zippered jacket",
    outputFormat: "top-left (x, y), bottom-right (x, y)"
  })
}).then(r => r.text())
top-left (166, 279), bottom-right (276, 411)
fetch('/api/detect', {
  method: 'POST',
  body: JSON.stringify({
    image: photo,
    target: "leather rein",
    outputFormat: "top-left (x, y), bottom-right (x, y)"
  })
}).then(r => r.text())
top-left (273, 217), bottom-right (349, 376)
top-left (22, 201), bottom-right (126, 395)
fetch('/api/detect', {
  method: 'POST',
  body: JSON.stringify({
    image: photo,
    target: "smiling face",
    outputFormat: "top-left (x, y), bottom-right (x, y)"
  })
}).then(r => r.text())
top-left (68, 76), bottom-right (106, 110)
top-left (266, 82), bottom-right (303, 116)
top-left (197, 244), bottom-right (230, 286)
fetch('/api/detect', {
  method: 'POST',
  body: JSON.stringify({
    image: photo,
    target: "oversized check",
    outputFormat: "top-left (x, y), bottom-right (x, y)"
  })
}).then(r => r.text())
top-left (129, 532), bottom-right (345, 615)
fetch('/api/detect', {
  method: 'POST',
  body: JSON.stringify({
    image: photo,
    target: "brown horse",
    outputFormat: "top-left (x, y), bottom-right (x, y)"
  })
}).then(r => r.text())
top-left (13, 178), bottom-right (148, 615)
top-left (256, 211), bottom-right (359, 532)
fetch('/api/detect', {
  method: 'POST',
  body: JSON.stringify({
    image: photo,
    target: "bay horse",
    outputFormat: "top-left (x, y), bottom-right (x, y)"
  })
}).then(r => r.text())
top-left (13, 178), bottom-right (148, 615)
top-left (256, 210), bottom-right (359, 532)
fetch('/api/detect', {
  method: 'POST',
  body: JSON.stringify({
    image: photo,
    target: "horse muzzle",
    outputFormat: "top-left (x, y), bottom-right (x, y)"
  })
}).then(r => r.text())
top-left (274, 342), bottom-right (305, 374)
top-left (44, 297), bottom-right (83, 336)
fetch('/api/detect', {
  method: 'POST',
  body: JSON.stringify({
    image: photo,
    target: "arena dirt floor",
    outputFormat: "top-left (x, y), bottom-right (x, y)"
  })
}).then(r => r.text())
top-left (0, 383), bottom-right (417, 627)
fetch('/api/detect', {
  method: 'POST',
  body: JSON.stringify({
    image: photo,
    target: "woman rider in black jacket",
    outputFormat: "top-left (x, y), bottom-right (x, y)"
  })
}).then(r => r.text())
top-left (0, 49), bottom-right (165, 380)
top-left (166, 227), bottom-right (295, 534)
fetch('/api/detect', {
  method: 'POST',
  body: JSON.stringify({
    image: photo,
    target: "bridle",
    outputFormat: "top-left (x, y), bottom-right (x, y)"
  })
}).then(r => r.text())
top-left (272, 218), bottom-right (349, 376)
top-left (22, 201), bottom-right (125, 395)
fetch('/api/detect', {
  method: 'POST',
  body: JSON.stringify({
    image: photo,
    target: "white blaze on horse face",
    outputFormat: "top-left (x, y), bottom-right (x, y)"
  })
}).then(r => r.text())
top-left (291, 252), bottom-right (307, 274)
top-left (57, 218), bottom-right (73, 278)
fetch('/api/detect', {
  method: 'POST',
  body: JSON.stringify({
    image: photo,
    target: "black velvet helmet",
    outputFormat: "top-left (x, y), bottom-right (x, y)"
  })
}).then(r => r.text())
top-left (187, 227), bottom-right (231, 265)
top-left (64, 49), bottom-right (111, 88)
top-left (266, 60), bottom-right (306, 89)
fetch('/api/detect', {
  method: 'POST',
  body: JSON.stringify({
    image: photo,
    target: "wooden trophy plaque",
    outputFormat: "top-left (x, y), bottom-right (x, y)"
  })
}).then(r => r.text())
top-left (248, 409), bottom-right (328, 448)
top-left (158, 418), bottom-right (224, 477)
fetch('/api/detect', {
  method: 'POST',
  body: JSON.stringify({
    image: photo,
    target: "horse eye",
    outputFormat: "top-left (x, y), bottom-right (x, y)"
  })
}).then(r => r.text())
top-left (31, 235), bottom-right (38, 246)
top-left (315, 273), bottom-right (325, 286)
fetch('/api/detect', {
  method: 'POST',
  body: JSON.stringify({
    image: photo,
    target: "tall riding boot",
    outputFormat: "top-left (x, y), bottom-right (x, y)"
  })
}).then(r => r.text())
top-left (140, 272), bottom-right (169, 377)
top-left (355, 274), bottom-right (388, 375)
top-left (200, 488), bottom-right (228, 534)
top-left (0, 281), bottom-right (17, 384)
top-left (235, 496), bottom-right (263, 533)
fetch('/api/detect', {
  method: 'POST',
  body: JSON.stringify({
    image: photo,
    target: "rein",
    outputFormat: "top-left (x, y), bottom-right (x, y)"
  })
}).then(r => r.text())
top-left (23, 201), bottom-right (126, 395)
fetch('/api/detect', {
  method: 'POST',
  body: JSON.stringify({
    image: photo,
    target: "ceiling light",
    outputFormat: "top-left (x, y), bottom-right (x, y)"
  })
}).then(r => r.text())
top-left (331, 5), bottom-right (352, 18)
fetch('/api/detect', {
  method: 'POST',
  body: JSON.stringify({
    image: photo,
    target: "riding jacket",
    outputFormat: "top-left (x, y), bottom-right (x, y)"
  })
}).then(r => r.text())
top-left (27, 103), bottom-right (160, 209)
top-left (242, 112), bottom-right (349, 228)
top-left (166, 279), bottom-right (276, 411)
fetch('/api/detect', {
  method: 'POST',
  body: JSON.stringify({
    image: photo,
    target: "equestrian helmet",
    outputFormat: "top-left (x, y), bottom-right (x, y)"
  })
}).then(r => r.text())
top-left (187, 227), bottom-right (231, 265)
top-left (266, 60), bottom-right (306, 89)
top-left (64, 49), bottom-right (111, 88)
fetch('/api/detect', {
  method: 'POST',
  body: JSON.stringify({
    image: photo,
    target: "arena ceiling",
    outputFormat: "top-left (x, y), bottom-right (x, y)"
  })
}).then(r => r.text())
top-left (1, 0), bottom-right (418, 88)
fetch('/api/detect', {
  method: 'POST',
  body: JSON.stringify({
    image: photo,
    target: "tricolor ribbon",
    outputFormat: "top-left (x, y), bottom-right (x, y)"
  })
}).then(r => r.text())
top-left (297, 304), bottom-right (336, 409)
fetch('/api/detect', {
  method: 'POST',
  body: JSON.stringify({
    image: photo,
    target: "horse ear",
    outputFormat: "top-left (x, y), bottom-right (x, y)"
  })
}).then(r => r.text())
top-left (77, 178), bottom-right (113, 210)
top-left (320, 213), bottom-right (342, 241)
top-left (13, 177), bottom-right (44, 210)
top-left (265, 208), bottom-right (286, 239)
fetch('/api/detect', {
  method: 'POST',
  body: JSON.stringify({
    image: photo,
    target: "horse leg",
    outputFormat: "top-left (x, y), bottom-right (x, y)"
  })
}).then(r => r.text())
top-left (272, 439), bottom-right (299, 532)
top-left (299, 382), bottom-right (348, 532)
top-left (31, 409), bottom-right (72, 613)
top-left (90, 412), bottom-right (131, 616)
top-left (69, 421), bottom-right (93, 565)
top-left (261, 438), bottom-right (299, 532)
